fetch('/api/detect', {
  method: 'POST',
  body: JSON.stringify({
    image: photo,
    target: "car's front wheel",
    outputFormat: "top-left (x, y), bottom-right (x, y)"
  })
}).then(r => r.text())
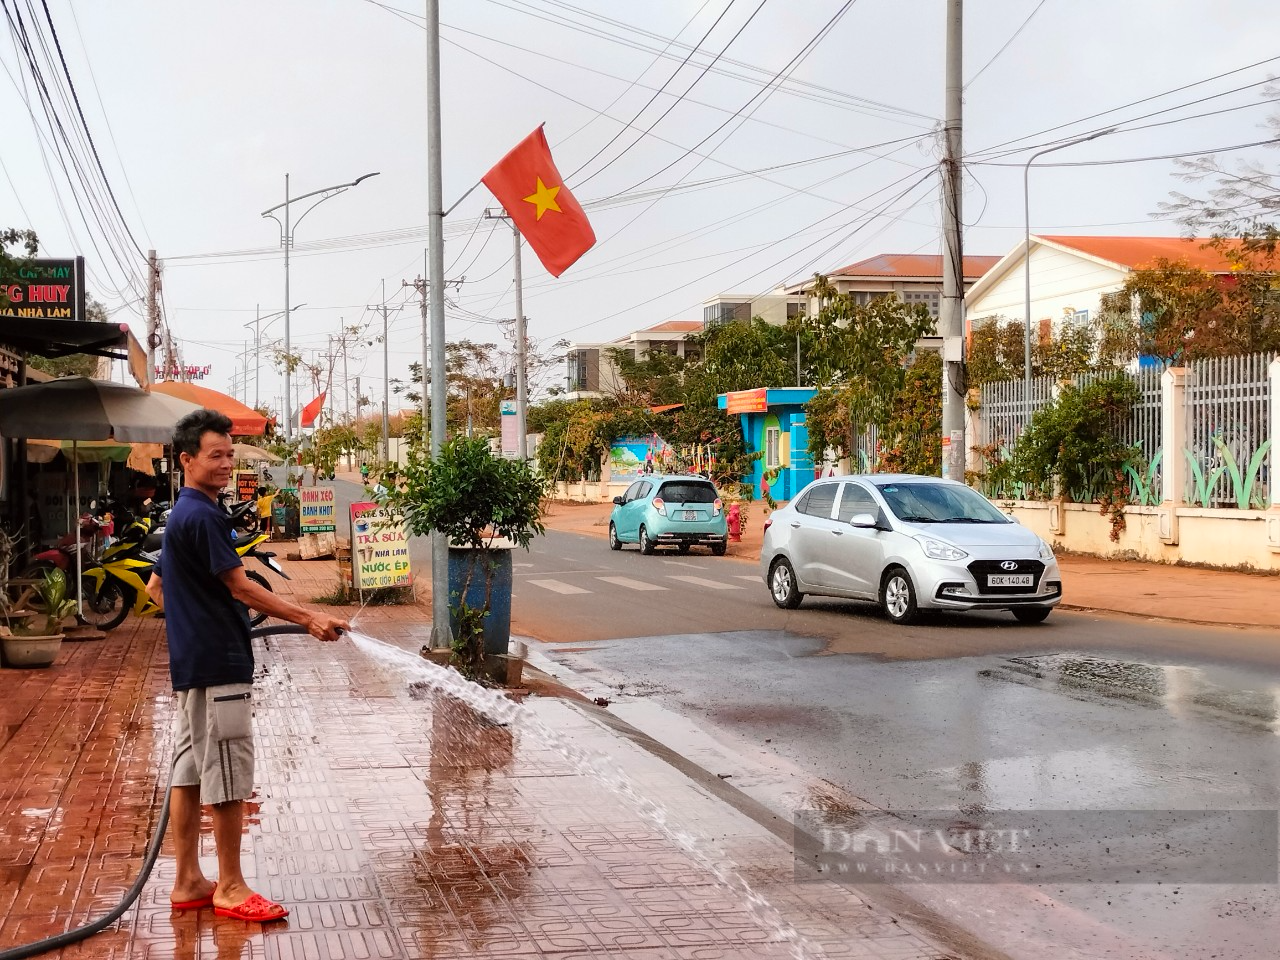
top-left (1013, 607), bottom-right (1051, 624)
top-left (769, 558), bottom-right (803, 609)
top-left (639, 525), bottom-right (655, 555)
top-left (608, 522), bottom-right (622, 551)
top-left (881, 567), bottom-right (921, 625)
top-left (710, 541), bottom-right (727, 557)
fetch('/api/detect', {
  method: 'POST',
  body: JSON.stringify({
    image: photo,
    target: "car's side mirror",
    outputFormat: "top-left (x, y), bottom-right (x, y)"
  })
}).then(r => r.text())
top-left (848, 512), bottom-right (879, 529)
top-left (612, 496), bottom-right (625, 505)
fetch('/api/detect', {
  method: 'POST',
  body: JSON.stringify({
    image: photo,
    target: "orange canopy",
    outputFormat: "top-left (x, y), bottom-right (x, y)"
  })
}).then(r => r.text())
top-left (152, 381), bottom-right (269, 436)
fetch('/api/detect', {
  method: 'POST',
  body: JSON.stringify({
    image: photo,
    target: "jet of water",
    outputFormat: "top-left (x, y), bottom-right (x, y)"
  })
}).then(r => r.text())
top-left (346, 629), bottom-right (821, 960)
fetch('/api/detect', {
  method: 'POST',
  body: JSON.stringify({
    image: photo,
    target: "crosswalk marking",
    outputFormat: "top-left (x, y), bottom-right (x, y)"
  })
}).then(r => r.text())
top-left (667, 575), bottom-right (743, 591)
top-left (734, 575), bottom-right (761, 582)
top-left (596, 576), bottom-right (667, 592)
top-left (528, 579), bottom-right (590, 595)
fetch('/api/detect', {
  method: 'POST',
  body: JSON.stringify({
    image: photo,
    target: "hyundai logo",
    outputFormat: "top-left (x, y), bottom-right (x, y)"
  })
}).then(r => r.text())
top-left (1000, 560), bottom-right (1019, 571)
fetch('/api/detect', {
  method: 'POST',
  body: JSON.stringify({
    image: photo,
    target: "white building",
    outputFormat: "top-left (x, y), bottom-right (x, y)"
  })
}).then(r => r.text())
top-left (964, 234), bottom-right (1242, 343)
top-left (564, 320), bottom-right (704, 401)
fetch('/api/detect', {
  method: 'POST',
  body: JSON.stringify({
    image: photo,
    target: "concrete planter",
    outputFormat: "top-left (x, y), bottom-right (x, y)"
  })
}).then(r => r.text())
top-left (1, 633), bottom-right (63, 668)
top-left (447, 546), bottom-right (514, 655)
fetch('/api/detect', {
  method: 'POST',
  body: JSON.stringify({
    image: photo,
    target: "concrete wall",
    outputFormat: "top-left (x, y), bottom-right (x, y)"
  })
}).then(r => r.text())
top-left (1002, 500), bottom-right (1280, 573)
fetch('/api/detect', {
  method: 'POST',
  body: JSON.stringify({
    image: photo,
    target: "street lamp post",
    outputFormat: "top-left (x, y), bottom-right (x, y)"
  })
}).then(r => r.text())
top-left (1023, 129), bottom-right (1115, 421)
top-left (261, 171), bottom-right (380, 448)
top-left (243, 303), bottom-right (303, 411)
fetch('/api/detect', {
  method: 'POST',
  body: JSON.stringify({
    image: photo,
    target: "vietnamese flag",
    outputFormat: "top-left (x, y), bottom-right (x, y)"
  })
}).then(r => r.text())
top-left (301, 392), bottom-right (325, 428)
top-left (481, 125), bottom-right (595, 278)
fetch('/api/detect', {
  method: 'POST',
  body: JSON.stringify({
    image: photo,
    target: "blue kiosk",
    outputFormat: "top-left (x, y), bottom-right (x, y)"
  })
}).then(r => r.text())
top-left (718, 387), bottom-right (818, 502)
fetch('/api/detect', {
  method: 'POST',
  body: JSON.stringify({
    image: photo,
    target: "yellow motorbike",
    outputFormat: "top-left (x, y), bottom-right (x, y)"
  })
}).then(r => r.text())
top-left (80, 514), bottom-right (281, 631)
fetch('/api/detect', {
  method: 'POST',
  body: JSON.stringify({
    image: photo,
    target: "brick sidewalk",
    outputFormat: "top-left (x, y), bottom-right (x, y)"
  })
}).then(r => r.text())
top-left (0, 564), bottom-right (958, 960)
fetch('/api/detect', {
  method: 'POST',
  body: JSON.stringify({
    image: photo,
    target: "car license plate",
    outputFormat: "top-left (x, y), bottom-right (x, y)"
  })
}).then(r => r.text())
top-left (987, 574), bottom-right (1033, 587)
top-left (682, 510), bottom-right (698, 521)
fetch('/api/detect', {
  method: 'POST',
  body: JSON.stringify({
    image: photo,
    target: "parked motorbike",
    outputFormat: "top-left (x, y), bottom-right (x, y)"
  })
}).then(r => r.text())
top-left (78, 501), bottom-right (278, 631)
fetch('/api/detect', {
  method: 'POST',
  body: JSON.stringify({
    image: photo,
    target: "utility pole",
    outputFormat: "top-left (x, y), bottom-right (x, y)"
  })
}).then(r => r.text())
top-left (425, 0), bottom-right (450, 649)
top-left (145, 249), bottom-right (158, 384)
top-left (939, 0), bottom-right (966, 483)
top-left (252, 305), bottom-right (261, 408)
top-left (373, 280), bottom-right (390, 461)
top-left (340, 322), bottom-right (350, 423)
top-left (484, 210), bottom-right (528, 460)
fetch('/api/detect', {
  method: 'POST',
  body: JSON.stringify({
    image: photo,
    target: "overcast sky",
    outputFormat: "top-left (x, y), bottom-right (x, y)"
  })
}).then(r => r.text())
top-left (2, 0), bottom-right (1276, 411)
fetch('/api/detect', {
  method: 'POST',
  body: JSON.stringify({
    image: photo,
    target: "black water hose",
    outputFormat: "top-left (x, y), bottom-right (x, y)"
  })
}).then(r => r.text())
top-left (0, 624), bottom-right (313, 960)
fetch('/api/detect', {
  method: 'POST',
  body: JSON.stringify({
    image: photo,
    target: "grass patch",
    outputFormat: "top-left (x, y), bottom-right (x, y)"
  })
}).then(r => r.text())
top-left (311, 582), bottom-right (415, 605)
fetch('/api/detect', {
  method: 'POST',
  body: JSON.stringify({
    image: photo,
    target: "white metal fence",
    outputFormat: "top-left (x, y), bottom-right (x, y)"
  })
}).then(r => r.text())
top-left (977, 375), bottom-right (1055, 452)
top-left (975, 352), bottom-right (1275, 508)
top-left (1185, 352), bottom-right (1275, 508)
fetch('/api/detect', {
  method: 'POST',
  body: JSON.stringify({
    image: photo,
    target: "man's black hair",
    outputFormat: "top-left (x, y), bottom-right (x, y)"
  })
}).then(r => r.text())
top-left (173, 408), bottom-right (234, 457)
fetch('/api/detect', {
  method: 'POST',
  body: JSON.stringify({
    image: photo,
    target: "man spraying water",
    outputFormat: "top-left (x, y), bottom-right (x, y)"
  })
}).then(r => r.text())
top-left (146, 409), bottom-right (347, 923)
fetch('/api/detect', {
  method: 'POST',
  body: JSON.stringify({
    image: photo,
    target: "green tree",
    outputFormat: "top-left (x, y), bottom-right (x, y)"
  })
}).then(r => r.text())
top-left (607, 346), bottom-right (689, 405)
top-left (1123, 256), bottom-right (1280, 363)
top-left (683, 317), bottom-right (794, 407)
top-left (799, 276), bottom-right (934, 463)
top-left (877, 351), bottom-right (942, 476)
top-left (1, 229), bottom-right (39, 311)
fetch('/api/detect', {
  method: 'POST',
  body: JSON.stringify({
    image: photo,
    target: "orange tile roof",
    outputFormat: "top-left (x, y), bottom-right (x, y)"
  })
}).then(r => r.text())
top-left (1038, 235), bottom-right (1262, 273)
top-left (829, 253), bottom-right (1001, 280)
top-left (644, 320), bottom-right (703, 332)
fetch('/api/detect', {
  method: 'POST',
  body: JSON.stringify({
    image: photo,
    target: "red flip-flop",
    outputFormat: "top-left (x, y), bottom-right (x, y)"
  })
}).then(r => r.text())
top-left (213, 893), bottom-right (289, 923)
top-left (171, 886), bottom-right (217, 911)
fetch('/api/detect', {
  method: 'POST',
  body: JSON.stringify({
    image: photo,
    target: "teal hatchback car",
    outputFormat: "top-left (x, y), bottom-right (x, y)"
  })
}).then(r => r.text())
top-left (608, 474), bottom-right (728, 555)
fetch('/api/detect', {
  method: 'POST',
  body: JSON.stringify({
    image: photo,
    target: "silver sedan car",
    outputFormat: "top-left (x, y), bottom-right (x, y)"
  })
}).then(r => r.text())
top-left (760, 474), bottom-right (1062, 625)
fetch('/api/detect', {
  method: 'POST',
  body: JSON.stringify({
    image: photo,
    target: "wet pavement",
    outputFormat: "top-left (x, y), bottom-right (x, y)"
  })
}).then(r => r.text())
top-left (0, 563), bottom-right (966, 960)
top-left (539, 630), bottom-right (1280, 959)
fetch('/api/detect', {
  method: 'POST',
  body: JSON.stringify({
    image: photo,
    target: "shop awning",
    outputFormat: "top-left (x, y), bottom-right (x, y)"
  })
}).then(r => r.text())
top-left (0, 317), bottom-right (150, 386)
top-left (151, 381), bottom-right (269, 436)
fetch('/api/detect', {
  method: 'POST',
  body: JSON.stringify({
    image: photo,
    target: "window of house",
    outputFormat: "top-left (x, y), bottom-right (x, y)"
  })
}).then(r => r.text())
top-left (903, 290), bottom-right (941, 318)
top-left (765, 427), bottom-right (781, 469)
top-left (1072, 309), bottom-right (1090, 324)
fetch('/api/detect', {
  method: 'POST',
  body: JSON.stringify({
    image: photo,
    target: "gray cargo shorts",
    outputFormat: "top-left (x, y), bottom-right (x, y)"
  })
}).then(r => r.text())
top-left (172, 682), bottom-right (255, 805)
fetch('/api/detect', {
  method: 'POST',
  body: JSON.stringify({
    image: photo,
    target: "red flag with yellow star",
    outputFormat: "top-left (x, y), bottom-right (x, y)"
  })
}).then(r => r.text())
top-left (481, 125), bottom-right (595, 278)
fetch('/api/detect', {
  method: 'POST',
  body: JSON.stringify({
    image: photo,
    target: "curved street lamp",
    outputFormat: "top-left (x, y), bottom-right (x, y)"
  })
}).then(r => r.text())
top-left (1022, 129), bottom-right (1115, 421)
top-left (261, 172), bottom-right (380, 444)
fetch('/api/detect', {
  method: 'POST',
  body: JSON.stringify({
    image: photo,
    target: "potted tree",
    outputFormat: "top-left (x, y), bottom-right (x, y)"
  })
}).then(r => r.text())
top-left (2, 567), bottom-right (77, 668)
top-left (390, 436), bottom-right (547, 678)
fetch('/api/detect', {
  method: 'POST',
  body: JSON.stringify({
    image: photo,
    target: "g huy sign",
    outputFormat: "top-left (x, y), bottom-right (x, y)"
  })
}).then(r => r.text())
top-left (350, 501), bottom-right (412, 589)
top-left (725, 387), bottom-right (768, 414)
top-left (299, 486), bottom-right (337, 533)
top-left (0, 256), bottom-right (86, 322)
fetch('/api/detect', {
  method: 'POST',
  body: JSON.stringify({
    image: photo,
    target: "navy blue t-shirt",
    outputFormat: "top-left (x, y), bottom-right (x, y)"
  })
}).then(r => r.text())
top-left (158, 487), bottom-right (250, 691)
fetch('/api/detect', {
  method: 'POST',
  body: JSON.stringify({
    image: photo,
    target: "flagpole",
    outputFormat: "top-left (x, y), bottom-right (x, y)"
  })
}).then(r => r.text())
top-left (512, 222), bottom-right (527, 461)
top-left (425, 0), bottom-right (451, 649)
top-left (443, 180), bottom-right (481, 219)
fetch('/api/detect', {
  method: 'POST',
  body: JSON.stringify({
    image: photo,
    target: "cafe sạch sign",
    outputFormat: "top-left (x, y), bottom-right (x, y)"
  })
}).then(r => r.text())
top-left (1, 257), bottom-right (86, 322)
top-left (350, 501), bottom-right (412, 589)
top-left (299, 486), bottom-right (337, 533)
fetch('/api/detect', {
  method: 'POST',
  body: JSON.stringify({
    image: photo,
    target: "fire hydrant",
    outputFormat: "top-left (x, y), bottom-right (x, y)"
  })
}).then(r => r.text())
top-left (727, 502), bottom-right (742, 542)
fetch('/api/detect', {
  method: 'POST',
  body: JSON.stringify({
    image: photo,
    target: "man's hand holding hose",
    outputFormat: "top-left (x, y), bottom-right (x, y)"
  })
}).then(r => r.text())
top-left (147, 567), bottom-right (348, 641)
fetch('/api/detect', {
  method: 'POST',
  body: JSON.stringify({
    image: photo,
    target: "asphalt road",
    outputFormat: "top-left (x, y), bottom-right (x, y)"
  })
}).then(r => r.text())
top-left (513, 528), bottom-right (1280, 960)
top-left (323, 481), bottom-right (1280, 958)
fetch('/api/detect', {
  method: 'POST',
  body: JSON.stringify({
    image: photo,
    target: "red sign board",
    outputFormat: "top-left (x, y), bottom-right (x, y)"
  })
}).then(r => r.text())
top-left (725, 388), bottom-right (768, 414)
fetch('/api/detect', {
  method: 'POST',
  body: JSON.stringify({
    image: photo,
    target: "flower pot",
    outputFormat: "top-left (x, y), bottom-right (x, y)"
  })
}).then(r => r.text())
top-left (1, 634), bottom-right (63, 669)
top-left (446, 547), bottom-right (513, 656)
